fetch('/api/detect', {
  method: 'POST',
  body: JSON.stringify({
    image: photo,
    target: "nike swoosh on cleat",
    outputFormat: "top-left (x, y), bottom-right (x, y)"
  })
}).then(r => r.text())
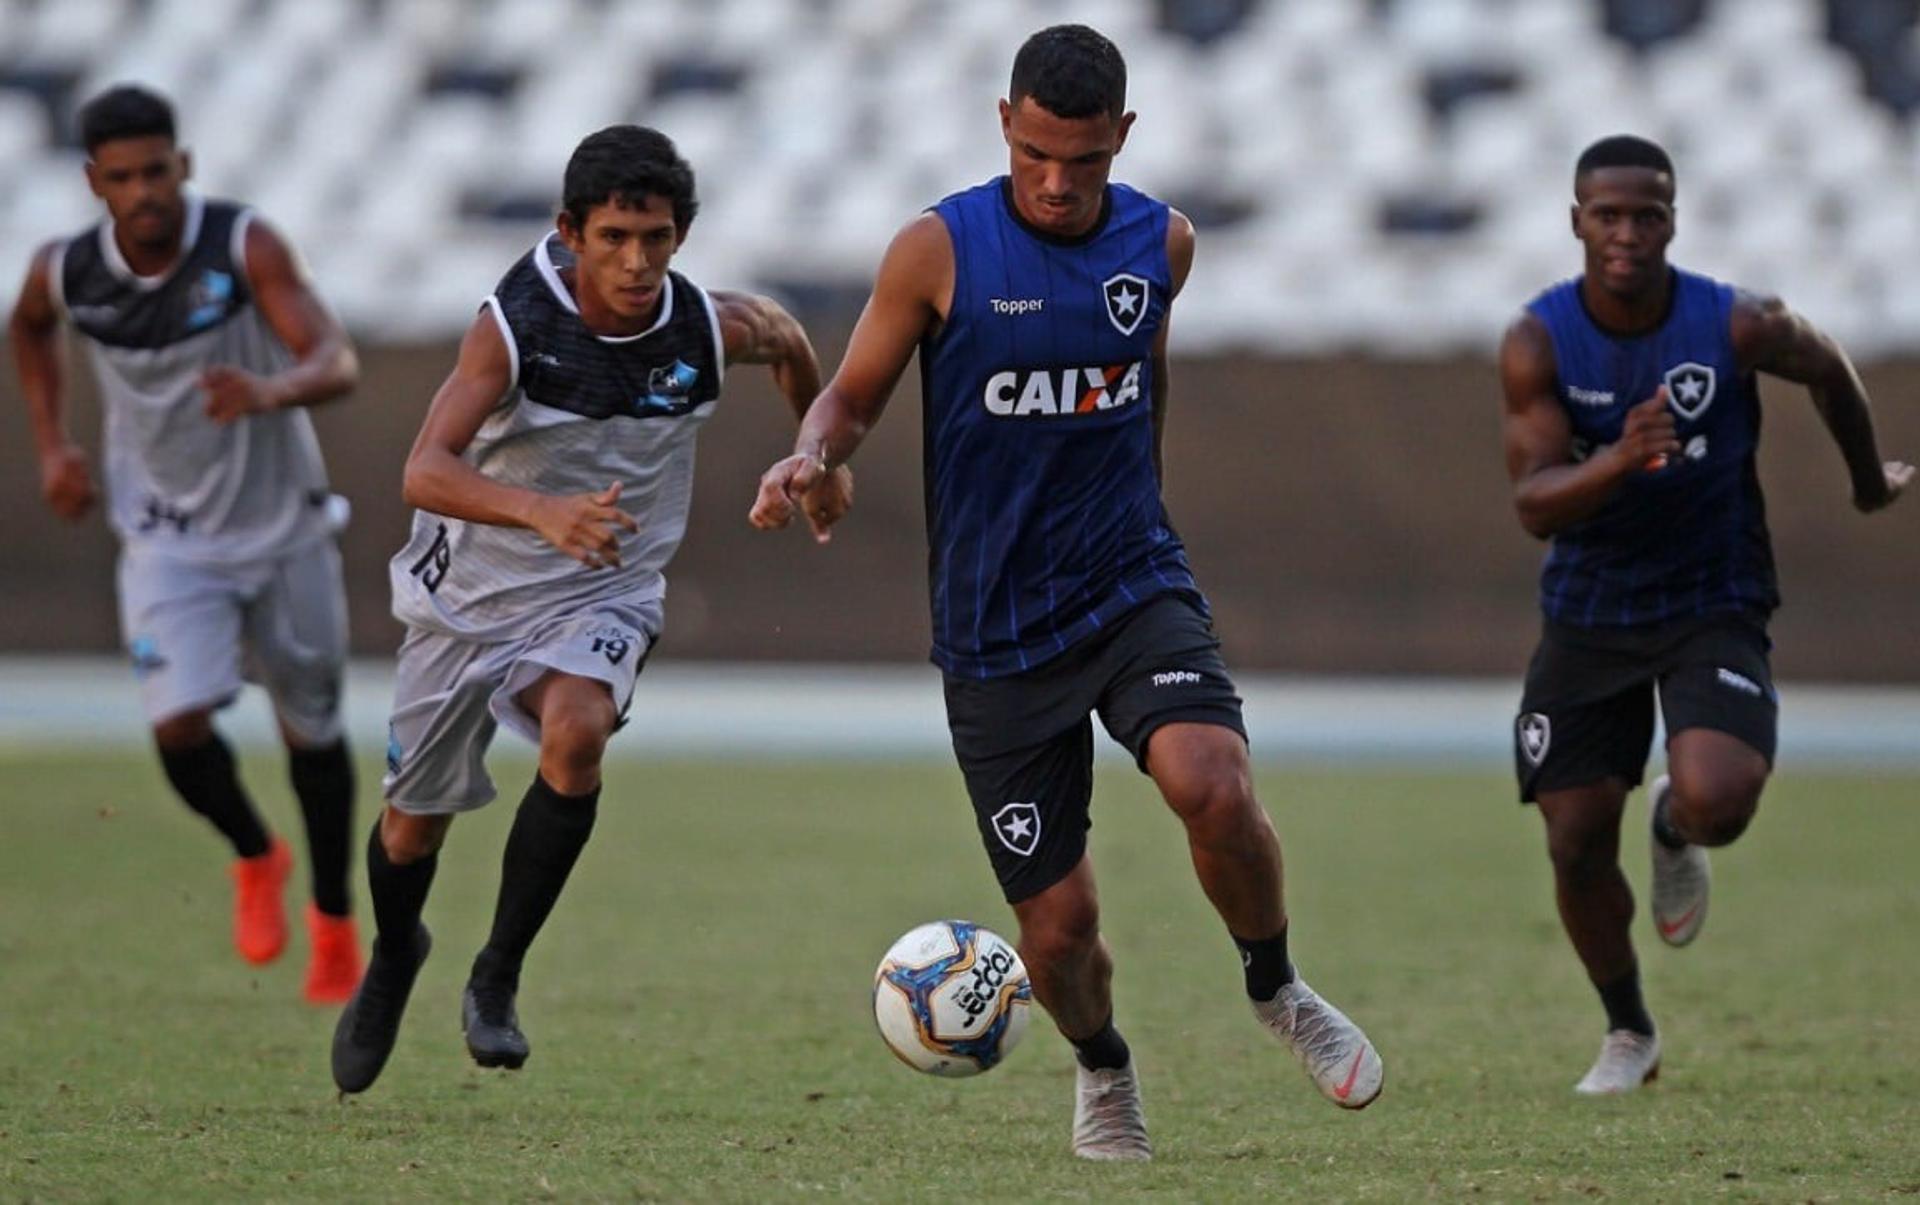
top-left (1332, 1049), bottom-right (1367, 1101)
top-left (1658, 905), bottom-right (1700, 939)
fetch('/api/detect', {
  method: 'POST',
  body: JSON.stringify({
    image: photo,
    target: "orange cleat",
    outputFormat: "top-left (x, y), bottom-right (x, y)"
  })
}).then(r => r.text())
top-left (304, 905), bottom-right (364, 1005)
top-left (231, 837), bottom-right (293, 965)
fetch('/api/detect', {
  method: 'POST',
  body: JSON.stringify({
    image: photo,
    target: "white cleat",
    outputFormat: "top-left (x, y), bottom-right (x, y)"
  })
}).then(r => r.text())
top-left (1574, 1028), bottom-right (1661, 1095)
top-left (1648, 774), bottom-right (1710, 947)
top-left (1254, 978), bottom-right (1384, 1109)
top-left (1072, 1061), bottom-right (1152, 1161)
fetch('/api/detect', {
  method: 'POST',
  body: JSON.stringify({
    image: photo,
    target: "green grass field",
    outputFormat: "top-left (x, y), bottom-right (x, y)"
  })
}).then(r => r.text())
top-left (1, 750), bottom-right (1915, 1201)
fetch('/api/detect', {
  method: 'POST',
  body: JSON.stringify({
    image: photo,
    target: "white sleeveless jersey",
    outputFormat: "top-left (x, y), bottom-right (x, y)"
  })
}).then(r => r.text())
top-left (55, 193), bottom-right (332, 564)
top-left (389, 234), bottom-right (726, 642)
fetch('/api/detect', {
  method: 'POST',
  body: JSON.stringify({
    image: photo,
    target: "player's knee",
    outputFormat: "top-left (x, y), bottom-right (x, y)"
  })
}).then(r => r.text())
top-left (380, 811), bottom-right (450, 864)
top-left (540, 698), bottom-right (615, 774)
top-left (1671, 771), bottom-right (1764, 847)
top-left (1544, 822), bottom-right (1614, 885)
top-left (1017, 897), bottom-right (1101, 972)
top-left (152, 709), bottom-right (214, 752)
top-left (1156, 733), bottom-right (1256, 836)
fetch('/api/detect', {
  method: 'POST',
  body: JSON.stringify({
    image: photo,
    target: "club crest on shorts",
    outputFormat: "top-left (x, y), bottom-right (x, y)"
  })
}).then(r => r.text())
top-left (1101, 273), bottom-right (1148, 336)
top-left (1517, 712), bottom-right (1552, 766)
top-left (1662, 362), bottom-right (1716, 420)
top-left (990, 801), bottom-right (1041, 857)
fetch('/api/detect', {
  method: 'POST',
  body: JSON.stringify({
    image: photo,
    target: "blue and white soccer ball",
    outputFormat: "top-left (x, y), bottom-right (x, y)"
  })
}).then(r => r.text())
top-left (872, 920), bottom-right (1032, 1077)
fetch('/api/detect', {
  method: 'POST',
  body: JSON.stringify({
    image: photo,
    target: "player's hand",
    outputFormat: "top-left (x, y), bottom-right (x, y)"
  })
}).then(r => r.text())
top-left (201, 365), bottom-right (278, 424)
top-left (39, 443), bottom-right (97, 521)
top-left (529, 482), bottom-right (639, 569)
top-left (751, 452), bottom-right (844, 539)
top-left (797, 465), bottom-right (853, 543)
top-left (1611, 387), bottom-right (1681, 474)
top-left (1853, 460), bottom-right (1914, 513)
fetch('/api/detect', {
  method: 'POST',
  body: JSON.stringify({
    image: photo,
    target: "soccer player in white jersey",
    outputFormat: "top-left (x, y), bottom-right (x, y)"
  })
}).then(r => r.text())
top-left (329, 125), bottom-right (850, 1094)
top-left (9, 85), bottom-right (364, 1003)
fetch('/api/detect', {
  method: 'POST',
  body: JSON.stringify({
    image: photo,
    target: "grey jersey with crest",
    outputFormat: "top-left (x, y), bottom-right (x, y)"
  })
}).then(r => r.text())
top-left (389, 233), bottom-right (726, 642)
top-left (55, 193), bottom-right (332, 564)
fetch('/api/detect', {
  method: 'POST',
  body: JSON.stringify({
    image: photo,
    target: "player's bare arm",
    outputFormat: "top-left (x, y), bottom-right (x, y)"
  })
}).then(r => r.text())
top-left (201, 219), bottom-right (359, 425)
top-left (749, 212), bottom-right (952, 534)
top-left (1730, 290), bottom-right (1911, 512)
top-left (401, 312), bottom-right (636, 569)
top-left (1149, 208), bottom-right (1196, 485)
top-left (1501, 312), bottom-right (1679, 538)
top-left (712, 288), bottom-right (852, 541)
top-left (10, 240), bottom-right (96, 520)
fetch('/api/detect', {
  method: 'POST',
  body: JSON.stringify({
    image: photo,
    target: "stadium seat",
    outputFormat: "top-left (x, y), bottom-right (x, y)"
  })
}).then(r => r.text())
top-left (0, 0), bottom-right (1911, 352)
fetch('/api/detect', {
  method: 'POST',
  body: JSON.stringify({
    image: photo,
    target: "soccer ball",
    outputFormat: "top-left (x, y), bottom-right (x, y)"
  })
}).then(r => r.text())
top-left (872, 920), bottom-right (1032, 1077)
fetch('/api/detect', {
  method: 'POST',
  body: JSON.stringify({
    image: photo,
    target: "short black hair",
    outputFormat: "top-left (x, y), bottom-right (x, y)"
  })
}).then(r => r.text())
top-left (561, 125), bottom-right (698, 233)
top-left (78, 84), bottom-right (176, 154)
top-left (1009, 24), bottom-right (1127, 120)
top-left (1575, 135), bottom-right (1675, 189)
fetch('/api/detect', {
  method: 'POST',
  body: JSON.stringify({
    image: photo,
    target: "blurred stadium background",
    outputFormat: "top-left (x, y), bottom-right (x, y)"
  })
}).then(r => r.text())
top-left (1, 0), bottom-right (1915, 685)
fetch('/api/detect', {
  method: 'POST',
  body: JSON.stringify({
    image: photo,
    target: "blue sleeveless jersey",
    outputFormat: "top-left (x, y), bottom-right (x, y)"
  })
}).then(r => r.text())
top-left (921, 178), bottom-right (1199, 678)
top-left (1527, 268), bottom-right (1777, 628)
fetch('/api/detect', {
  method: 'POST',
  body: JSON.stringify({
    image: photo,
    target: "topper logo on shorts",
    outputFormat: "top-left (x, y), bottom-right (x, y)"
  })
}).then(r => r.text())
top-left (982, 361), bottom-right (1143, 418)
top-left (1518, 712), bottom-right (1552, 766)
top-left (1152, 670), bottom-right (1202, 687)
top-left (990, 801), bottom-right (1041, 857)
top-left (1716, 667), bottom-right (1763, 697)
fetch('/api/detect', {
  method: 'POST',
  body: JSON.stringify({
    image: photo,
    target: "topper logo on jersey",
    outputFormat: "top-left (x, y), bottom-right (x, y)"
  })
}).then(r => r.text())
top-left (1663, 362), bottom-right (1716, 420)
top-left (1102, 272), bottom-right (1149, 336)
top-left (633, 358), bottom-right (701, 416)
top-left (982, 361), bottom-right (1144, 418)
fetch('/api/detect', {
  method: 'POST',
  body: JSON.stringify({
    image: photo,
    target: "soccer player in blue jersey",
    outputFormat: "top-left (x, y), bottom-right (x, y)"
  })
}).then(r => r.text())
top-left (1499, 136), bottom-right (1911, 1094)
top-left (751, 25), bottom-right (1382, 1158)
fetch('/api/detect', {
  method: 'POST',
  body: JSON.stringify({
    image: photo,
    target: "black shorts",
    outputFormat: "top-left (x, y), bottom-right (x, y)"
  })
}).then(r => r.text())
top-left (943, 592), bottom-right (1247, 903)
top-left (1514, 612), bottom-right (1778, 803)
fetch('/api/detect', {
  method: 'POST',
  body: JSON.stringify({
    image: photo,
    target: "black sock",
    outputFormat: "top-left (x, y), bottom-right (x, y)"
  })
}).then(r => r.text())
top-left (1232, 927), bottom-right (1296, 1001)
top-left (289, 740), bottom-right (355, 917)
top-left (470, 776), bottom-right (599, 990)
top-left (158, 734), bottom-right (270, 858)
top-left (366, 822), bottom-right (436, 955)
top-left (1596, 966), bottom-right (1656, 1037)
top-left (1651, 789), bottom-right (1687, 850)
top-left (1070, 1017), bottom-right (1132, 1072)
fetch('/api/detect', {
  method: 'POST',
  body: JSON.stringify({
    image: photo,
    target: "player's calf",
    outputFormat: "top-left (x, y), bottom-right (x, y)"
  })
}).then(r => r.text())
top-left (464, 775), bottom-right (601, 1072)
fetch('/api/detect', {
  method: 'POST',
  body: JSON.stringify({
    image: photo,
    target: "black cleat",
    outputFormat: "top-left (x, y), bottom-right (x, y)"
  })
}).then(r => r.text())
top-left (462, 979), bottom-right (531, 1070)
top-left (331, 924), bottom-right (431, 1094)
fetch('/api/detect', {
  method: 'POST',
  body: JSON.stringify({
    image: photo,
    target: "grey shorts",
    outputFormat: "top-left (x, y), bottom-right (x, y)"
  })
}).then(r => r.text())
top-left (116, 539), bottom-right (348, 745)
top-left (382, 598), bottom-right (662, 815)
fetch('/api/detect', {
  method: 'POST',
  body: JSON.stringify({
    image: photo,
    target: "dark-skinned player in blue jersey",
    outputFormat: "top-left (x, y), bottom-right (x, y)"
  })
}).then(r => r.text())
top-left (751, 24), bottom-right (1382, 1160)
top-left (1499, 135), bottom-right (1910, 1095)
